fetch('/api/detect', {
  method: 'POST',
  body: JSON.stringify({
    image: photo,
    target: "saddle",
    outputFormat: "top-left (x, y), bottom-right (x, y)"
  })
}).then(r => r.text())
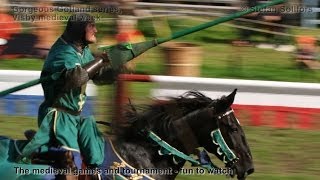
top-left (24, 130), bottom-right (101, 180)
top-left (31, 148), bottom-right (78, 168)
top-left (31, 146), bottom-right (82, 180)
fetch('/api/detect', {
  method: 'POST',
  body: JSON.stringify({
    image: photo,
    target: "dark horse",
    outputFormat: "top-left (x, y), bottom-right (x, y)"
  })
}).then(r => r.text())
top-left (0, 89), bottom-right (253, 180)
top-left (103, 89), bottom-right (254, 180)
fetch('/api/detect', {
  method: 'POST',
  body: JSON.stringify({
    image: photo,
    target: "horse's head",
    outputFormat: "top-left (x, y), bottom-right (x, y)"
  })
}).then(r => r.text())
top-left (189, 89), bottom-right (254, 179)
top-left (119, 89), bottom-right (253, 179)
top-left (160, 89), bottom-right (254, 179)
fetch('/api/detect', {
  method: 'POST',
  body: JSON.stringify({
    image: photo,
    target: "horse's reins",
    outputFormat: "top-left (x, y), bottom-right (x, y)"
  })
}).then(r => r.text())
top-left (213, 109), bottom-right (239, 166)
top-left (147, 108), bottom-right (239, 172)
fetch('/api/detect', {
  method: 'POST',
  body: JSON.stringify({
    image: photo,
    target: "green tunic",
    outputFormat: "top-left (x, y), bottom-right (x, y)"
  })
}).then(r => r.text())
top-left (22, 37), bottom-right (105, 166)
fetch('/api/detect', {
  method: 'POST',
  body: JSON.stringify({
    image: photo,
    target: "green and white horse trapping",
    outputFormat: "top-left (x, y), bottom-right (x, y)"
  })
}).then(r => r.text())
top-left (148, 129), bottom-right (237, 172)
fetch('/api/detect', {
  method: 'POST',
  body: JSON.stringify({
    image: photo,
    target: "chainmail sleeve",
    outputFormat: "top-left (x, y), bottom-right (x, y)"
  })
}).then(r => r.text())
top-left (92, 64), bottom-right (119, 85)
top-left (63, 65), bottom-right (89, 90)
top-left (62, 59), bottom-right (118, 90)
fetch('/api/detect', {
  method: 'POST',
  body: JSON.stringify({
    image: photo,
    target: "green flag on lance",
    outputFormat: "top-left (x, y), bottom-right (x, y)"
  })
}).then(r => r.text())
top-left (0, 0), bottom-right (286, 97)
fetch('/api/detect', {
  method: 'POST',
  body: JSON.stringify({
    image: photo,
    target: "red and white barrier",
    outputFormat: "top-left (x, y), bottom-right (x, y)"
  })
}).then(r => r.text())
top-left (115, 74), bottom-right (320, 130)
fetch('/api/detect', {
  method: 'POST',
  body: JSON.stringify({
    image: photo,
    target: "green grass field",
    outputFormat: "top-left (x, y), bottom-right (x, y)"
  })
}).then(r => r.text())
top-left (1, 16), bottom-right (320, 179)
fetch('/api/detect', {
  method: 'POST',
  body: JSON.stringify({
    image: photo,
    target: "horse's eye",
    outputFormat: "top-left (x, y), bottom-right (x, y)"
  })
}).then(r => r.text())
top-left (231, 126), bottom-right (238, 132)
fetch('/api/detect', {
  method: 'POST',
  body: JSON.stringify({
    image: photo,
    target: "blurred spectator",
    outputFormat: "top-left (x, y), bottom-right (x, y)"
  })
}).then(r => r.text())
top-left (235, 0), bottom-right (293, 51)
top-left (115, 17), bottom-right (145, 72)
top-left (32, 2), bottom-right (62, 59)
top-left (257, 3), bottom-right (285, 47)
top-left (118, 0), bottom-right (136, 16)
top-left (94, 0), bottom-right (119, 48)
top-left (0, 0), bottom-right (21, 49)
top-left (256, 1), bottom-right (293, 51)
top-left (233, 0), bottom-right (259, 46)
top-left (295, 36), bottom-right (317, 61)
top-left (116, 17), bottom-right (144, 43)
top-left (114, 0), bottom-right (145, 73)
top-left (98, 0), bottom-right (146, 73)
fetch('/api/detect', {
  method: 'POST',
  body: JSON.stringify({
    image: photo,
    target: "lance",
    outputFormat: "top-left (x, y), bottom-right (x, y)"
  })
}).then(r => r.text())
top-left (0, 0), bottom-right (285, 97)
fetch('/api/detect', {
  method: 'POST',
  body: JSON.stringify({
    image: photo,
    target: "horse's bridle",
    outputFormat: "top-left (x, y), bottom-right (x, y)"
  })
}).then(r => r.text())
top-left (146, 108), bottom-right (239, 172)
top-left (213, 109), bottom-right (239, 165)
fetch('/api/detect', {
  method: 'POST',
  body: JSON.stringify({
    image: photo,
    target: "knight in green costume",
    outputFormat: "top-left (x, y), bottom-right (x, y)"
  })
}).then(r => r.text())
top-left (21, 13), bottom-right (116, 168)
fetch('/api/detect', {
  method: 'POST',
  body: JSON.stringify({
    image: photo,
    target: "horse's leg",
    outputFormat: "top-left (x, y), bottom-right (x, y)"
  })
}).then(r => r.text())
top-left (53, 150), bottom-right (78, 180)
top-left (77, 163), bottom-right (101, 180)
top-left (78, 175), bottom-right (100, 180)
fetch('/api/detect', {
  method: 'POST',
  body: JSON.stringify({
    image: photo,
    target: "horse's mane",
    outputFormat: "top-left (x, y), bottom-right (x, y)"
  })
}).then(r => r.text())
top-left (114, 91), bottom-right (217, 140)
